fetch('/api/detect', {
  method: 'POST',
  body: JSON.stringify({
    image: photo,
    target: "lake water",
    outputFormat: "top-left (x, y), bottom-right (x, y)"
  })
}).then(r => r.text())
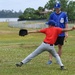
top-left (0, 18), bottom-right (19, 22)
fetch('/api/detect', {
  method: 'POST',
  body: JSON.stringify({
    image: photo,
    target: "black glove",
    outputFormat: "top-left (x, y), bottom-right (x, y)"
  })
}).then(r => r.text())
top-left (19, 29), bottom-right (28, 36)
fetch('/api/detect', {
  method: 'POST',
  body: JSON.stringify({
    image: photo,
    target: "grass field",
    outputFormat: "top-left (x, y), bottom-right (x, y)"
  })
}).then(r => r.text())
top-left (0, 22), bottom-right (75, 75)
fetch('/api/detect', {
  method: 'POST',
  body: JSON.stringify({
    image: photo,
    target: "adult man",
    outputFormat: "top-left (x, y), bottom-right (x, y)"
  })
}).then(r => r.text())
top-left (47, 2), bottom-right (68, 64)
top-left (16, 20), bottom-right (75, 70)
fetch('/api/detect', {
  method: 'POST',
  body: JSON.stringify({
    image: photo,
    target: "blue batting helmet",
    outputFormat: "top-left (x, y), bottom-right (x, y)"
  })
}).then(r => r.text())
top-left (46, 20), bottom-right (56, 26)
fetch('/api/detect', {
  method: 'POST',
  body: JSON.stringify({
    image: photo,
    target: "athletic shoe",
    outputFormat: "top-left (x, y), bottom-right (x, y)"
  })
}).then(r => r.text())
top-left (16, 62), bottom-right (23, 67)
top-left (47, 60), bottom-right (52, 64)
top-left (60, 66), bottom-right (66, 70)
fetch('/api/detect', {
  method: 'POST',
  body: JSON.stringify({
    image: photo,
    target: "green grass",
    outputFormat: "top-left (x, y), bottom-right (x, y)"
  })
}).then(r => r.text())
top-left (0, 22), bottom-right (75, 75)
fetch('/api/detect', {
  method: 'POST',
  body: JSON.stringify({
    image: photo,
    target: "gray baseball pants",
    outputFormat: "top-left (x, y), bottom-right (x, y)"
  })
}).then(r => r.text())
top-left (22, 42), bottom-right (64, 66)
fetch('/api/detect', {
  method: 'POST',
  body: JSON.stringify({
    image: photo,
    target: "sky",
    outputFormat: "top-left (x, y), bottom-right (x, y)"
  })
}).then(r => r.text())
top-left (0, 0), bottom-right (75, 12)
top-left (0, 0), bottom-right (48, 12)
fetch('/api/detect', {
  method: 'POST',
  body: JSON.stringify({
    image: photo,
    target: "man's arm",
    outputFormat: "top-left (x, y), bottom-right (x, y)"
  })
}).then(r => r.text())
top-left (65, 23), bottom-right (68, 42)
top-left (28, 30), bottom-right (40, 34)
top-left (65, 23), bottom-right (68, 33)
top-left (62, 26), bottom-right (75, 32)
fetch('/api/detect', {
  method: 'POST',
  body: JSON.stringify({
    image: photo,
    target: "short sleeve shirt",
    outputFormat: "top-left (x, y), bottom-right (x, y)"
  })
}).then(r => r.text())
top-left (49, 12), bottom-right (68, 36)
top-left (40, 27), bottom-right (62, 44)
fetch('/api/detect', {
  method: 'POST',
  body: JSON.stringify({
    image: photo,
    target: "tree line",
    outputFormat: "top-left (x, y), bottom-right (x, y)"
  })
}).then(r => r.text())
top-left (0, 10), bottom-right (23, 18)
top-left (18, 0), bottom-right (75, 21)
top-left (0, 0), bottom-right (75, 21)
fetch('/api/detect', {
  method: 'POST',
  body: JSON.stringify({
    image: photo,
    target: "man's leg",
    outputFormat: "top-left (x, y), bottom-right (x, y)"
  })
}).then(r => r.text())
top-left (47, 45), bottom-right (63, 64)
top-left (47, 37), bottom-right (64, 64)
top-left (16, 43), bottom-right (45, 67)
top-left (47, 54), bottom-right (52, 64)
top-left (49, 47), bottom-right (65, 70)
top-left (58, 45), bottom-right (63, 57)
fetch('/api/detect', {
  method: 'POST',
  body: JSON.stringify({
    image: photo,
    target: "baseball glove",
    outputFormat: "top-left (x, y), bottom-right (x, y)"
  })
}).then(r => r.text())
top-left (19, 29), bottom-right (28, 36)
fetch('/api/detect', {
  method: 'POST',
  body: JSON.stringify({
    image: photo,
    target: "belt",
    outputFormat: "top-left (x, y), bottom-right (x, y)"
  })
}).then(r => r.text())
top-left (44, 42), bottom-right (53, 46)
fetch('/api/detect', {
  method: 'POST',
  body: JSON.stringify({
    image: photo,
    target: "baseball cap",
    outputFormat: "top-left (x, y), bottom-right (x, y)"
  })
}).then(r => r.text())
top-left (46, 20), bottom-right (56, 26)
top-left (54, 3), bottom-right (61, 8)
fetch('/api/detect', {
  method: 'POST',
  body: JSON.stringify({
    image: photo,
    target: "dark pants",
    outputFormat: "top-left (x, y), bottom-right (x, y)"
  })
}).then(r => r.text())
top-left (54, 36), bottom-right (65, 46)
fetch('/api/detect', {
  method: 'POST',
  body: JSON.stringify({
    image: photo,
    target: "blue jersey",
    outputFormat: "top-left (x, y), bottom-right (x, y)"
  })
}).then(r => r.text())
top-left (49, 11), bottom-right (68, 36)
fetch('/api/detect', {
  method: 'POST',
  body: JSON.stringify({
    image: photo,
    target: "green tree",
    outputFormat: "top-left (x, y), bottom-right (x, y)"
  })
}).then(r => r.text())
top-left (0, 10), bottom-right (22, 18)
top-left (38, 7), bottom-right (44, 12)
top-left (19, 7), bottom-right (46, 20)
top-left (67, 1), bottom-right (75, 20)
top-left (18, 0), bottom-right (75, 21)
top-left (44, 0), bottom-right (75, 21)
top-left (44, 0), bottom-right (55, 9)
top-left (23, 8), bottom-right (35, 20)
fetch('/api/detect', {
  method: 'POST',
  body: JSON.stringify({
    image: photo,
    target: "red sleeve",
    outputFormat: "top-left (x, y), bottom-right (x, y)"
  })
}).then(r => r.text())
top-left (40, 28), bottom-right (47, 33)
